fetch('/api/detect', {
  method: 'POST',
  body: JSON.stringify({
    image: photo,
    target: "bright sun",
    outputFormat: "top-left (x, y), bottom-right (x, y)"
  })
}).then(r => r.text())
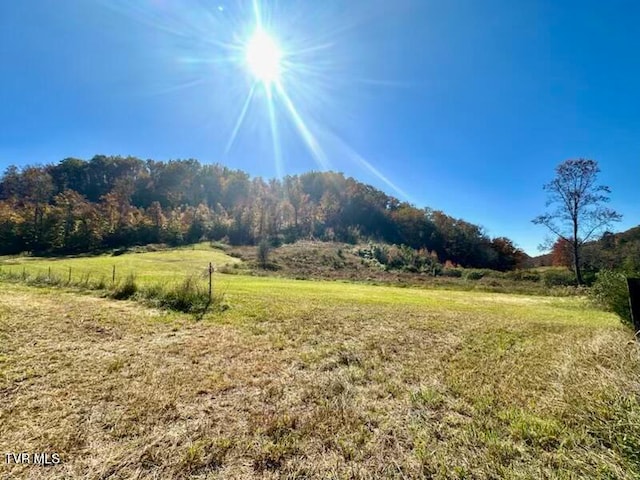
top-left (245, 28), bottom-right (282, 84)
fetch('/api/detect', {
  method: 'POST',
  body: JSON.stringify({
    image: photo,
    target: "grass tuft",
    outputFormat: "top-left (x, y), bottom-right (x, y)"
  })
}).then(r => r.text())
top-left (140, 275), bottom-right (212, 313)
top-left (111, 273), bottom-right (138, 300)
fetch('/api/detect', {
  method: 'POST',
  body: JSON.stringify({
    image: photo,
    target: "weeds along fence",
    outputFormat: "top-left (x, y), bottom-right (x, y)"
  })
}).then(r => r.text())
top-left (0, 262), bottom-right (224, 314)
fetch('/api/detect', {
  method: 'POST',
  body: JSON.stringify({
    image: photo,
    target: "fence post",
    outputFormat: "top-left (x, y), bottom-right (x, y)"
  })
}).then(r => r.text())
top-left (208, 262), bottom-right (213, 301)
top-left (627, 278), bottom-right (640, 339)
top-left (112, 265), bottom-right (116, 284)
top-left (48, 266), bottom-right (51, 281)
top-left (68, 267), bottom-right (72, 283)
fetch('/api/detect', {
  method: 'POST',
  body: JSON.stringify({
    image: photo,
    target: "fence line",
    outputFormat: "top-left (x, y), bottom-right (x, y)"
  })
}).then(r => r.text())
top-left (0, 262), bottom-right (216, 295)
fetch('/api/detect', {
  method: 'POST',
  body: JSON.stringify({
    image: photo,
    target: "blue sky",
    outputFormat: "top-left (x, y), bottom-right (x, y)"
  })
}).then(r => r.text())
top-left (1, 0), bottom-right (638, 255)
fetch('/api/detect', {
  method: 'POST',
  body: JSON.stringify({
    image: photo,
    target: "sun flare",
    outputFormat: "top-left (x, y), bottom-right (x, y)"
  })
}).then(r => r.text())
top-left (245, 28), bottom-right (282, 84)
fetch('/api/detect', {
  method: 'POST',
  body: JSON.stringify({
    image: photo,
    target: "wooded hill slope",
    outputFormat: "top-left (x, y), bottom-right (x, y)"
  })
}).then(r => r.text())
top-left (531, 225), bottom-right (640, 274)
top-left (0, 155), bottom-right (527, 270)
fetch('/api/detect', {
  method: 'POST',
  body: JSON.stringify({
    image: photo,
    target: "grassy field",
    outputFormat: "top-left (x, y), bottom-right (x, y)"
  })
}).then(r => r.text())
top-left (0, 243), bottom-right (240, 286)
top-left (1, 247), bottom-right (639, 479)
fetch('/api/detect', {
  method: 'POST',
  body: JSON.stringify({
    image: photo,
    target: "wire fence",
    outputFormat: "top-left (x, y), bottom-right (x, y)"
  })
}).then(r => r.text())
top-left (0, 262), bottom-right (221, 314)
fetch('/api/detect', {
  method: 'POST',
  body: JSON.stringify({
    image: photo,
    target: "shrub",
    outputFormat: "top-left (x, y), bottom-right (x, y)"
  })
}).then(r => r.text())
top-left (355, 244), bottom-right (386, 271)
top-left (581, 269), bottom-right (598, 286)
top-left (464, 270), bottom-right (486, 281)
top-left (342, 226), bottom-right (361, 245)
top-left (505, 270), bottom-right (541, 282)
top-left (482, 269), bottom-right (506, 279)
top-left (372, 244), bottom-right (440, 273)
top-left (218, 264), bottom-right (238, 275)
top-left (542, 269), bottom-right (576, 287)
top-left (111, 273), bottom-right (138, 299)
top-left (372, 244), bottom-right (389, 265)
top-left (385, 245), bottom-right (404, 269)
top-left (441, 268), bottom-right (463, 278)
top-left (522, 271), bottom-right (541, 283)
top-left (589, 270), bottom-right (632, 326)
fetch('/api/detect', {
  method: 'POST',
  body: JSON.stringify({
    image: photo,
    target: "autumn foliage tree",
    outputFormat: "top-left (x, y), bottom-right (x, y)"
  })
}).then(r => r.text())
top-left (550, 238), bottom-right (573, 268)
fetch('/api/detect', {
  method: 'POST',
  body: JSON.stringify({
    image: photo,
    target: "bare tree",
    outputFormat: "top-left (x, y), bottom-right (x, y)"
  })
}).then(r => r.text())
top-left (533, 159), bottom-right (621, 285)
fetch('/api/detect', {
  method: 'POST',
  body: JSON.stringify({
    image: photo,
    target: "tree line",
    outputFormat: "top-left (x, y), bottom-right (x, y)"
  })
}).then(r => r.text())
top-left (0, 155), bottom-right (526, 270)
top-left (547, 228), bottom-right (640, 276)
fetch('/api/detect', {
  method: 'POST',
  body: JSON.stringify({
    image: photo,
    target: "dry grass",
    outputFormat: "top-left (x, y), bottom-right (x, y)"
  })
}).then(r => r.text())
top-left (1, 279), bottom-right (639, 479)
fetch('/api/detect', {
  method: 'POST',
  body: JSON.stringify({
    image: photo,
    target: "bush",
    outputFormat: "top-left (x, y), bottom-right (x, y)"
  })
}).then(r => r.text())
top-left (580, 269), bottom-right (598, 286)
top-left (355, 244), bottom-right (386, 271)
top-left (372, 244), bottom-right (389, 265)
top-left (505, 270), bottom-right (541, 282)
top-left (342, 226), bottom-right (361, 245)
top-left (464, 270), bottom-right (486, 281)
top-left (372, 244), bottom-right (440, 273)
top-left (542, 269), bottom-right (576, 287)
top-left (589, 270), bottom-right (632, 325)
top-left (441, 268), bottom-right (463, 278)
top-left (111, 273), bottom-right (138, 299)
top-left (218, 264), bottom-right (239, 275)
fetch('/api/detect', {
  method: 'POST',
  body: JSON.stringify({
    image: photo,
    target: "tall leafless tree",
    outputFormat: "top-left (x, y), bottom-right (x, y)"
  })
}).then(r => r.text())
top-left (533, 159), bottom-right (621, 284)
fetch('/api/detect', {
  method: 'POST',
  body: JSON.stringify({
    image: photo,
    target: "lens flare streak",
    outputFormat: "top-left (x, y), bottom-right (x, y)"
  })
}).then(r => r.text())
top-left (327, 130), bottom-right (412, 202)
top-left (225, 82), bottom-right (257, 155)
top-left (266, 86), bottom-right (284, 178)
top-left (274, 81), bottom-right (329, 170)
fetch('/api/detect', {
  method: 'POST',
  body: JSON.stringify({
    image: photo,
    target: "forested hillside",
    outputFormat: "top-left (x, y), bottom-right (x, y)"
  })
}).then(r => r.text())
top-left (539, 226), bottom-right (640, 274)
top-left (0, 155), bottom-right (526, 269)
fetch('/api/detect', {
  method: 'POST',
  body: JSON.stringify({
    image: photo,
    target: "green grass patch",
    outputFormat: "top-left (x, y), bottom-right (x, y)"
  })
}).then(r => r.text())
top-left (0, 242), bottom-right (238, 286)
